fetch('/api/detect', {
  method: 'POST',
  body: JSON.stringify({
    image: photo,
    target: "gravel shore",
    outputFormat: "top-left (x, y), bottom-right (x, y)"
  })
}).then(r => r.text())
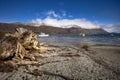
top-left (0, 45), bottom-right (120, 80)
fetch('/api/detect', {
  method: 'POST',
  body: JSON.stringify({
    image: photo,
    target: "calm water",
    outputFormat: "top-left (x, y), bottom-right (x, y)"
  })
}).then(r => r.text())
top-left (38, 33), bottom-right (120, 46)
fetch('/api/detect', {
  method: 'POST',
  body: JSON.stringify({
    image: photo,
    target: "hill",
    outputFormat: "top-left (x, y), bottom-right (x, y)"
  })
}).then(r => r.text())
top-left (0, 23), bottom-right (108, 34)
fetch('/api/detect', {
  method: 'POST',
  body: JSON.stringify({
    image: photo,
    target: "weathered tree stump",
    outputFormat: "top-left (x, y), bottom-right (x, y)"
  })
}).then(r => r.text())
top-left (0, 28), bottom-right (47, 68)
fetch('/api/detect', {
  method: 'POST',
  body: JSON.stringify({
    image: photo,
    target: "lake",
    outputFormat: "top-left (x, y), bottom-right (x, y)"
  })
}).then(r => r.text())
top-left (38, 33), bottom-right (120, 46)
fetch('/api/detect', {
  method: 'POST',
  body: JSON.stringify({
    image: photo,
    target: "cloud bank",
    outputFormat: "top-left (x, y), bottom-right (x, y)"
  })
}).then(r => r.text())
top-left (32, 10), bottom-right (120, 33)
top-left (32, 17), bottom-right (100, 29)
top-left (32, 10), bottom-right (100, 29)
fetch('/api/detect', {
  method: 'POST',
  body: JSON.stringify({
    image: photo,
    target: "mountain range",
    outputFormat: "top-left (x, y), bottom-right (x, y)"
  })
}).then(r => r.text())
top-left (0, 23), bottom-right (108, 34)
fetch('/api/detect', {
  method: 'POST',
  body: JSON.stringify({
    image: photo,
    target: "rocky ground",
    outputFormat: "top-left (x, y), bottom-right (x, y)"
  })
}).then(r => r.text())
top-left (0, 45), bottom-right (120, 80)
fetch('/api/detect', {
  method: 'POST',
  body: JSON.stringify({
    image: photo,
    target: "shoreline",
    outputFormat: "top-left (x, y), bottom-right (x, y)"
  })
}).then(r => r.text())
top-left (0, 44), bottom-right (120, 80)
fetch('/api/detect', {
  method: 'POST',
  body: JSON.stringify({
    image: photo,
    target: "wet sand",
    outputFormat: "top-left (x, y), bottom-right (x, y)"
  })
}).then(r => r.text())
top-left (0, 44), bottom-right (120, 80)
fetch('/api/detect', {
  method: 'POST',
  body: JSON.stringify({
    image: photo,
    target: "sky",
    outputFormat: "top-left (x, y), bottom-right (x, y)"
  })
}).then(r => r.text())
top-left (0, 0), bottom-right (120, 33)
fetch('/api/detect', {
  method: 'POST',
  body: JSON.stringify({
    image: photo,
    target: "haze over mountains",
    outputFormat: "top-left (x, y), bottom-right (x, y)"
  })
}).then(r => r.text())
top-left (0, 23), bottom-right (108, 34)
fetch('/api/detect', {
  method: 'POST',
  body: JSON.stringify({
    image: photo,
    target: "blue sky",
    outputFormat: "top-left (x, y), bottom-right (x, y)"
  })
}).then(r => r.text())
top-left (0, 0), bottom-right (120, 32)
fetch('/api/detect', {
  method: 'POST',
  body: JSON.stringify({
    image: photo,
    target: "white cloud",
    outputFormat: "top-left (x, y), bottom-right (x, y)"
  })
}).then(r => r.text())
top-left (103, 22), bottom-right (120, 33)
top-left (32, 17), bottom-right (100, 29)
top-left (47, 10), bottom-right (60, 18)
top-left (32, 18), bottom-right (42, 26)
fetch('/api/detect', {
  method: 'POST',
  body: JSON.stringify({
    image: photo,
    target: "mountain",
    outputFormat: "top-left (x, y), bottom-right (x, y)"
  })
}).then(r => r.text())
top-left (0, 23), bottom-right (108, 34)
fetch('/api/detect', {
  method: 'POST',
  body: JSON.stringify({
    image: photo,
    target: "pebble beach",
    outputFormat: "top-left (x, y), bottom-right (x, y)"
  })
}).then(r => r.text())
top-left (0, 44), bottom-right (120, 80)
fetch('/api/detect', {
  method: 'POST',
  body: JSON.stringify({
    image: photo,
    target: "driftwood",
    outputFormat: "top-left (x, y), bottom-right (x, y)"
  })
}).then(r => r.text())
top-left (0, 28), bottom-right (47, 69)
